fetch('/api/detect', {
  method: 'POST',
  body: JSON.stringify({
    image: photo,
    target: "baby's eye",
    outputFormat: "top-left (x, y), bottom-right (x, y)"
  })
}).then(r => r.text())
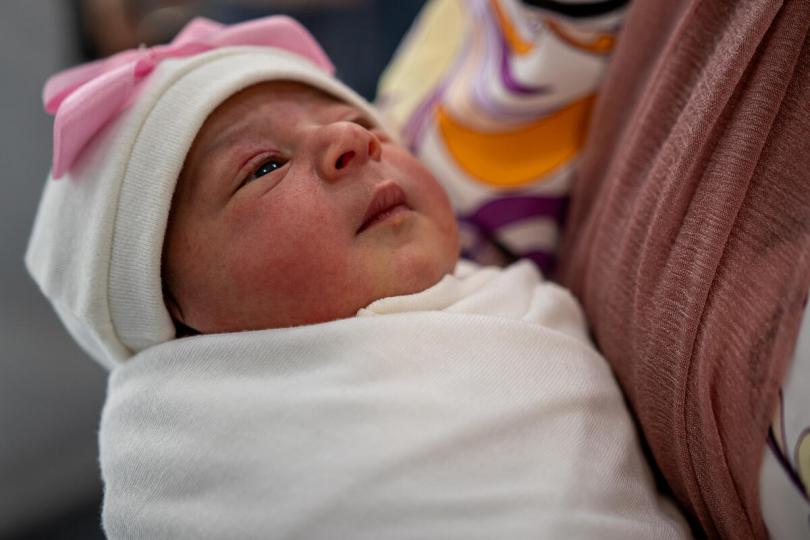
top-left (251, 158), bottom-right (286, 180)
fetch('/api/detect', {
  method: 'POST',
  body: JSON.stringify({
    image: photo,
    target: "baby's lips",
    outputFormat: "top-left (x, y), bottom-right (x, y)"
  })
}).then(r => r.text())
top-left (358, 180), bottom-right (408, 233)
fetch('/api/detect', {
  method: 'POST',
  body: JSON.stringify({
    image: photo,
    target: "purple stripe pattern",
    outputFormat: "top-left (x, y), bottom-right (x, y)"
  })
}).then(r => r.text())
top-left (459, 194), bottom-right (569, 274)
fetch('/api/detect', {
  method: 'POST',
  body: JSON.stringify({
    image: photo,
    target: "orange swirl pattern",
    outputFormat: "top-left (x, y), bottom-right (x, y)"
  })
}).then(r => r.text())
top-left (436, 94), bottom-right (595, 188)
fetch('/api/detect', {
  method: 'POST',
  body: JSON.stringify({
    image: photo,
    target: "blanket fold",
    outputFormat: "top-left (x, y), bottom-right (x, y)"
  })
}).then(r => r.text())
top-left (100, 263), bottom-right (687, 539)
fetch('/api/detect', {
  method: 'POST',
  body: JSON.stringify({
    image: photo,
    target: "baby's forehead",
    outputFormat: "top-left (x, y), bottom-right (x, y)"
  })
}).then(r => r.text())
top-left (191, 80), bottom-right (361, 154)
top-left (208, 81), bottom-right (351, 126)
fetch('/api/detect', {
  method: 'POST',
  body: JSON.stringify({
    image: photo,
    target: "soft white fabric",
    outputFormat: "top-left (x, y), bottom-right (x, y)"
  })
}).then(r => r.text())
top-left (100, 261), bottom-right (688, 539)
top-left (25, 46), bottom-right (387, 370)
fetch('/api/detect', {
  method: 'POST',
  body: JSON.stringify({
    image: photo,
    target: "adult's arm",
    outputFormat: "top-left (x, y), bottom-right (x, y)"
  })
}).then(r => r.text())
top-left (557, 0), bottom-right (810, 537)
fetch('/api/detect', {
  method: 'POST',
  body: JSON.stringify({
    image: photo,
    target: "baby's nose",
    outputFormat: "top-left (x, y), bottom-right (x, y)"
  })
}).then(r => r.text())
top-left (317, 122), bottom-right (382, 182)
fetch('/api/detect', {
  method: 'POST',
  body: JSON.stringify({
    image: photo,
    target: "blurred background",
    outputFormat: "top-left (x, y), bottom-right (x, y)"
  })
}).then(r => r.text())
top-left (1, 1), bottom-right (424, 538)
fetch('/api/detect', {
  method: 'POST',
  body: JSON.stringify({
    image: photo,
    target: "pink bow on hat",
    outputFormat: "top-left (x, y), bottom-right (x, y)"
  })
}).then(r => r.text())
top-left (43, 15), bottom-right (334, 179)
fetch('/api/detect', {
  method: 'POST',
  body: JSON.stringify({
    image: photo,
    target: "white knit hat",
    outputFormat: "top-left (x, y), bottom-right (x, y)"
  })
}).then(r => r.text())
top-left (26, 19), bottom-right (386, 370)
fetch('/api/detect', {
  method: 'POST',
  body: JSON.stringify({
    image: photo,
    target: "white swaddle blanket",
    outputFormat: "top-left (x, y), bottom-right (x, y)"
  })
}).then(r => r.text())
top-left (100, 261), bottom-right (687, 539)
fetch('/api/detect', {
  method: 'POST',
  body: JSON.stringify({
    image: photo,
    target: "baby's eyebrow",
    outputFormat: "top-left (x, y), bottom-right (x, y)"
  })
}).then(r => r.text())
top-left (204, 106), bottom-right (267, 156)
top-left (205, 125), bottom-right (247, 160)
top-left (189, 126), bottom-right (257, 201)
top-left (204, 126), bottom-right (261, 179)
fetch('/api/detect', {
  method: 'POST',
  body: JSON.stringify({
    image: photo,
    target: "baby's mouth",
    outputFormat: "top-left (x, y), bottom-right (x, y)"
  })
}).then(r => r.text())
top-left (357, 181), bottom-right (410, 234)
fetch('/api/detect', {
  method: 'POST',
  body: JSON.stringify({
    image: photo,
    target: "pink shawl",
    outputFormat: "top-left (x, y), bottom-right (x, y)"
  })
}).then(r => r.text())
top-left (557, 0), bottom-right (810, 537)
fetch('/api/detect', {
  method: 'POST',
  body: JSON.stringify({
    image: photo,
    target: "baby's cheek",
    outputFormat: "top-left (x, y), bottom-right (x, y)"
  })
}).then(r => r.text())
top-left (230, 225), bottom-right (350, 309)
top-left (416, 171), bottom-right (458, 242)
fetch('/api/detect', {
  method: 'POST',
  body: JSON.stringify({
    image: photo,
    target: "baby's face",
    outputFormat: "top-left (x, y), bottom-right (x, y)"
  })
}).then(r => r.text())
top-left (163, 81), bottom-right (459, 333)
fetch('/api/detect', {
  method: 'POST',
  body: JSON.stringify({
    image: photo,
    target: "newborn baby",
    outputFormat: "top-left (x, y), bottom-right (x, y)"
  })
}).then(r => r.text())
top-left (163, 80), bottom-right (459, 333)
top-left (28, 15), bottom-right (688, 540)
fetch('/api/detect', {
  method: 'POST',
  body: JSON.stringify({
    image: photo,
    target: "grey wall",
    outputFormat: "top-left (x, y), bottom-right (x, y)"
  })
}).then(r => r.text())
top-left (0, 1), bottom-right (107, 536)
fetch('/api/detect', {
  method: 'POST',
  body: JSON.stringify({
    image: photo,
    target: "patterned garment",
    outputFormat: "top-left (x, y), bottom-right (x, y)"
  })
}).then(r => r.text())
top-left (761, 293), bottom-right (810, 539)
top-left (377, 0), bottom-right (627, 273)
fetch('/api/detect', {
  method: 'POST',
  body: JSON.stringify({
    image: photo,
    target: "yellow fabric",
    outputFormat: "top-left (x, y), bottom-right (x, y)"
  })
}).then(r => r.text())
top-left (376, 0), bottom-right (466, 129)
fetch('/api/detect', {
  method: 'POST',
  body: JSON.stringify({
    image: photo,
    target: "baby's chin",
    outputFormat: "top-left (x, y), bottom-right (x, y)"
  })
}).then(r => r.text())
top-left (371, 247), bottom-right (459, 303)
top-left (273, 248), bottom-right (458, 329)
